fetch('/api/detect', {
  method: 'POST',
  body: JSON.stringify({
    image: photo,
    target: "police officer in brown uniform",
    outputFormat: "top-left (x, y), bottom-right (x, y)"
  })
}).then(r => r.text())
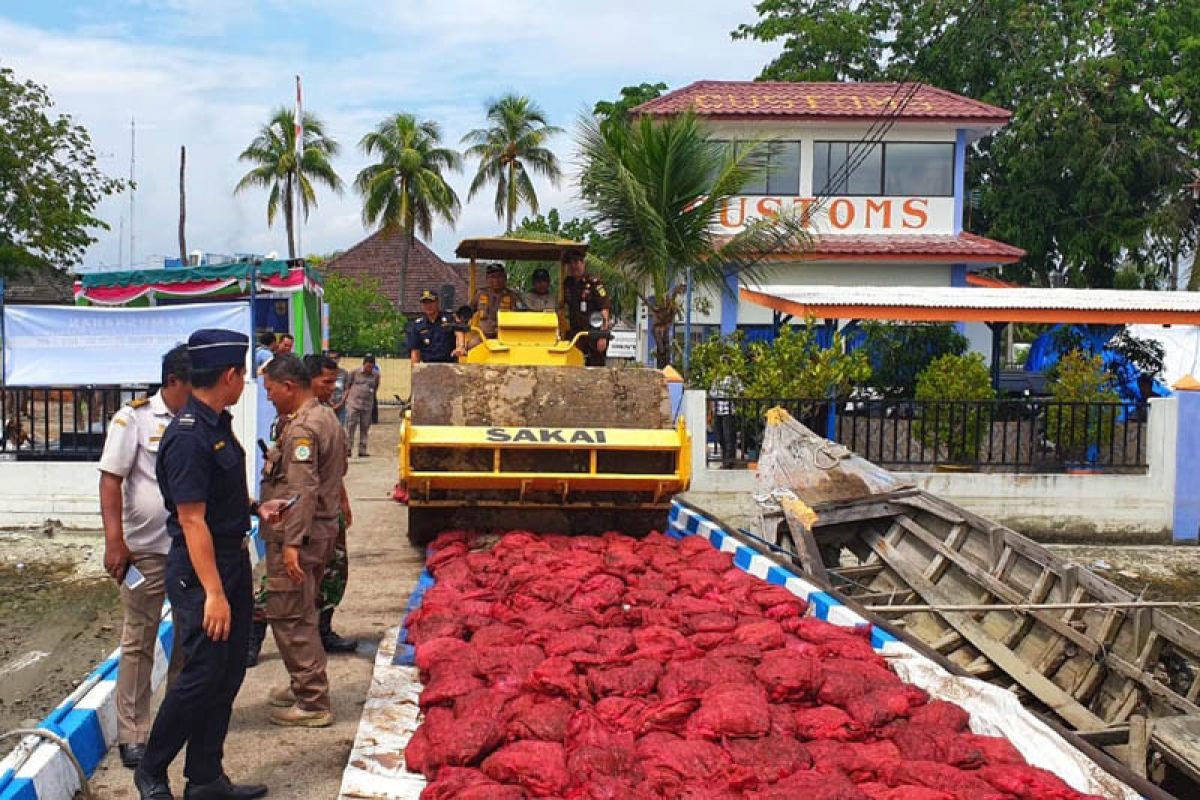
top-left (562, 251), bottom-right (612, 366)
top-left (470, 263), bottom-right (524, 339)
top-left (258, 354), bottom-right (347, 728)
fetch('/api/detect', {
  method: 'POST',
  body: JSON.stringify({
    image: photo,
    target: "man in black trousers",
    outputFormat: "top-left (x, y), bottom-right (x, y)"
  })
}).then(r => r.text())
top-left (134, 329), bottom-right (287, 800)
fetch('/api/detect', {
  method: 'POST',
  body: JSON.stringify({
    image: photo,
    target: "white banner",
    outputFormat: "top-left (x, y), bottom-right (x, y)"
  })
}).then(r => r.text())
top-left (3, 302), bottom-right (252, 386)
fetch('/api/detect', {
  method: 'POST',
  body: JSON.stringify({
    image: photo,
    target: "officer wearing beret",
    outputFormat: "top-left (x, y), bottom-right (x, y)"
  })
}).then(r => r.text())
top-left (135, 329), bottom-right (280, 800)
top-left (406, 290), bottom-right (464, 364)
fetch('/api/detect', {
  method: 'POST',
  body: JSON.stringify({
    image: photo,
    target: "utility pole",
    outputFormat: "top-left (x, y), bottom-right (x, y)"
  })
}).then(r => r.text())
top-left (129, 118), bottom-right (136, 268)
top-left (1186, 170), bottom-right (1200, 291)
top-left (178, 145), bottom-right (187, 265)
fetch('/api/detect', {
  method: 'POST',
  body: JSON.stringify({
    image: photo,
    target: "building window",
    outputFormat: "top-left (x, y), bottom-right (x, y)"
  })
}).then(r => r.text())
top-left (814, 141), bottom-right (954, 197)
top-left (883, 142), bottom-right (954, 196)
top-left (712, 140), bottom-right (801, 196)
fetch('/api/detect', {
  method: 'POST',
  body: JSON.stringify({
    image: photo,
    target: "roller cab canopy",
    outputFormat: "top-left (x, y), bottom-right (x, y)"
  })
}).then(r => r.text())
top-left (455, 236), bottom-right (588, 262)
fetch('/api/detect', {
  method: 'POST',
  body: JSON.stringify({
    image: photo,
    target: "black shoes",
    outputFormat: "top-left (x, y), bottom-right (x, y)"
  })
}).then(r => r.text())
top-left (120, 742), bottom-right (146, 769)
top-left (183, 774), bottom-right (268, 799)
top-left (246, 620), bottom-right (268, 668)
top-left (319, 609), bottom-right (357, 653)
top-left (133, 768), bottom-right (173, 800)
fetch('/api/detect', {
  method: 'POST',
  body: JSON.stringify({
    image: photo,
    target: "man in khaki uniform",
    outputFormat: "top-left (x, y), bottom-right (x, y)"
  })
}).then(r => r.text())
top-left (470, 263), bottom-right (524, 338)
top-left (259, 354), bottom-right (347, 727)
top-left (98, 344), bottom-right (191, 769)
top-left (343, 355), bottom-right (379, 457)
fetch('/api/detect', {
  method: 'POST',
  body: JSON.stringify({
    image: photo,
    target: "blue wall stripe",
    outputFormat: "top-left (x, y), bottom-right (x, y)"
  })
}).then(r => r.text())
top-left (57, 709), bottom-right (105, 774)
top-left (765, 566), bottom-right (791, 586)
top-left (807, 591), bottom-right (839, 620)
top-left (732, 547), bottom-right (754, 570)
top-left (953, 129), bottom-right (967, 235)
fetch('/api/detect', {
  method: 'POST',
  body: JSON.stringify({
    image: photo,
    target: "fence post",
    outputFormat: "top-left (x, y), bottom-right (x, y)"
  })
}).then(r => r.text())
top-left (1172, 377), bottom-right (1200, 543)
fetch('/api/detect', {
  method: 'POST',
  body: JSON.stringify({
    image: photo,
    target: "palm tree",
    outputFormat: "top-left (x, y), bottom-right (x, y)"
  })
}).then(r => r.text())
top-left (578, 111), bottom-right (809, 369)
top-left (462, 94), bottom-right (563, 233)
top-left (355, 113), bottom-right (462, 307)
top-left (235, 107), bottom-right (343, 259)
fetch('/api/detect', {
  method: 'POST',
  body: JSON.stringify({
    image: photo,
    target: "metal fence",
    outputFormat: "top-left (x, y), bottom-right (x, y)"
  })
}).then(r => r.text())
top-left (707, 397), bottom-right (1149, 474)
top-left (0, 386), bottom-right (150, 461)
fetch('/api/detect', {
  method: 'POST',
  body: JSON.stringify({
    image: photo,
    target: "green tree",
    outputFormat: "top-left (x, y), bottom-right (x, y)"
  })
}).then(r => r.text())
top-left (734, 0), bottom-right (1200, 289)
top-left (0, 67), bottom-right (127, 275)
top-left (355, 113), bottom-right (462, 308)
top-left (462, 94), bottom-right (563, 233)
top-left (503, 209), bottom-right (604, 297)
top-left (234, 107), bottom-right (343, 260)
top-left (913, 353), bottom-right (996, 464)
top-left (744, 324), bottom-right (870, 399)
top-left (859, 322), bottom-right (969, 398)
top-left (323, 274), bottom-right (408, 355)
top-left (1047, 350), bottom-right (1121, 464)
top-left (578, 111), bottom-right (809, 368)
top-left (593, 82), bottom-right (668, 135)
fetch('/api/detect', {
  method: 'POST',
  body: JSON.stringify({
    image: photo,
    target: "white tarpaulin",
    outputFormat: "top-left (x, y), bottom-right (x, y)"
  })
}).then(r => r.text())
top-left (2, 302), bottom-right (251, 386)
top-left (1127, 324), bottom-right (1200, 388)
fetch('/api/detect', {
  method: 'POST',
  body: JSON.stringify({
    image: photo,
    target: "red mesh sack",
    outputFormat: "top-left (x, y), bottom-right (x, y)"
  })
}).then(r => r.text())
top-left (961, 734), bottom-right (1026, 766)
top-left (888, 723), bottom-right (984, 768)
top-left (420, 767), bottom-right (524, 800)
top-left (755, 650), bottom-right (822, 701)
top-left (481, 740), bottom-right (570, 796)
top-left (978, 765), bottom-right (1103, 800)
top-left (419, 670), bottom-right (485, 709)
top-left (405, 707), bottom-right (504, 774)
top-left (724, 734), bottom-right (812, 784)
top-left (749, 769), bottom-right (869, 800)
top-left (504, 693), bottom-right (575, 742)
top-left (844, 684), bottom-right (928, 729)
top-left (586, 659), bottom-right (664, 698)
top-left (908, 700), bottom-right (970, 732)
top-left (858, 785), bottom-right (955, 800)
top-left (733, 619), bottom-right (786, 650)
top-left (414, 637), bottom-right (472, 673)
top-left (686, 683), bottom-right (770, 739)
top-left (806, 740), bottom-right (903, 783)
top-left (793, 705), bottom-right (866, 742)
top-left (882, 762), bottom-right (1008, 800)
top-left (530, 656), bottom-right (586, 700)
top-left (659, 656), bottom-right (755, 698)
top-left (570, 573), bottom-right (625, 612)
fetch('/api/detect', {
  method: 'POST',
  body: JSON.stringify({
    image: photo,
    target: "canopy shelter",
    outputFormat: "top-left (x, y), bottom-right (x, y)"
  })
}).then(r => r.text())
top-left (455, 237), bottom-right (587, 300)
top-left (75, 260), bottom-right (325, 355)
top-left (740, 284), bottom-right (1200, 387)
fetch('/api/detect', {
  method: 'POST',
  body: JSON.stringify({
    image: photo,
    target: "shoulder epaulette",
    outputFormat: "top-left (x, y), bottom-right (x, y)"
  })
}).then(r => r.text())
top-left (127, 398), bottom-right (150, 409)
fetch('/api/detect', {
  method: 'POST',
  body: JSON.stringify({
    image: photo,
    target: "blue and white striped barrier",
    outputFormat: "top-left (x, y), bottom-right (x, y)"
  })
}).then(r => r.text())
top-left (0, 521), bottom-right (265, 800)
top-left (666, 500), bottom-right (901, 651)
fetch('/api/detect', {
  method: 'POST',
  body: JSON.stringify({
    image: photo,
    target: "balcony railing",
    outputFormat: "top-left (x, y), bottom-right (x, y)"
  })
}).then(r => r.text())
top-left (706, 397), bottom-right (1149, 474)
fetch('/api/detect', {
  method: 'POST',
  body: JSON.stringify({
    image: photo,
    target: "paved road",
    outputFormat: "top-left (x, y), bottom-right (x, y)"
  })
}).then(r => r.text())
top-left (89, 411), bottom-right (421, 799)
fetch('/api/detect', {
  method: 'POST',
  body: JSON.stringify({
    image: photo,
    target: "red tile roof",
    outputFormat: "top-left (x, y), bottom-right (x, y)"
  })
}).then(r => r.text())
top-left (635, 81), bottom-right (1011, 125)
top-left (751, 233), bottom-right (1025, 264)
top-left (319, 229), bottom-right (468, 315)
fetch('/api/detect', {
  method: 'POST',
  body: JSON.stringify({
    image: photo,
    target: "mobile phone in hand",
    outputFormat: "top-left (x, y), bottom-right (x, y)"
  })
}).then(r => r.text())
top-left (124, 564), bottom-right (146, 590)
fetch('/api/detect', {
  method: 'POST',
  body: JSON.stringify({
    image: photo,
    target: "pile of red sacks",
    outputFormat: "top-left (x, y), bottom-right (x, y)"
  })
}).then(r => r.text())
top-left (404, 530), bottom-right (1105, 800)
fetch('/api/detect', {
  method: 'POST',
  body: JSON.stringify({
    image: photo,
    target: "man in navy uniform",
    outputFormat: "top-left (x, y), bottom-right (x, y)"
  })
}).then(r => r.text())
top-left (134, 329), bottom-right (285, 800)
top-left (407, 289), bottom-right (464, 364)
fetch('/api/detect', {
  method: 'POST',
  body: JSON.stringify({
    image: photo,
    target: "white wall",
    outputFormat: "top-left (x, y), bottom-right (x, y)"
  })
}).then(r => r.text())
top-left (683, 391), bottom-right (1176, 539)
top-left (0, 379), bottom-right (262, 530)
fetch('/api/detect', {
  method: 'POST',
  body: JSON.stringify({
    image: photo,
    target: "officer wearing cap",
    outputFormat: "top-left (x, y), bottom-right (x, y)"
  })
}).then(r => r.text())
top-left (562, 251), bottom-right (612, 366)
top-left (470, 263), bottom-right (524, 339)
top-left (134, 329), bottom-right (277, 800)
top-left (523, 267), bottom-right (557, 312)
top-left (407, 290), bottom-right (464, 364)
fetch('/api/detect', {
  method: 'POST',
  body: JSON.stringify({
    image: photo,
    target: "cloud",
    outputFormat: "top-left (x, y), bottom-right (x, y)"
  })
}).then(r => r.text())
top-left (0, 2), bottom-right (779, 268)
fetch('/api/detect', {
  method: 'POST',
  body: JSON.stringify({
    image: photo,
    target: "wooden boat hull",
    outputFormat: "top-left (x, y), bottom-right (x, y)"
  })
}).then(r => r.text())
top-left (752, 408), bottom-right (1200, 794)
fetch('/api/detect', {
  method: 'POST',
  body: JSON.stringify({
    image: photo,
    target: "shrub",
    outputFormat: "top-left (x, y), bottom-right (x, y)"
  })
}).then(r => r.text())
top-left (913, 353), bottom-right (996, 465)
top-left (323, 273), bottom-right (408, 355)
top-left (1046, 350), bottom-right (1120, 464)
top-left (743, 324), bottom-right (871, 400)
top-left (688, 331), bottom-right (750, 391)
top-left (859, 322), bottom-right (968, 398)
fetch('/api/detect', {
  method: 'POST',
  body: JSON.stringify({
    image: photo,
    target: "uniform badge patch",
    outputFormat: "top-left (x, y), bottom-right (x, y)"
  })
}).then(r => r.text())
top-left (293, 437), bottom-right (314, 462)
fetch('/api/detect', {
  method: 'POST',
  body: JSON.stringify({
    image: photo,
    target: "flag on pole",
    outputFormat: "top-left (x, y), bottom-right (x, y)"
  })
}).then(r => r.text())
top-left (294, 74), bottom-right (303, 157)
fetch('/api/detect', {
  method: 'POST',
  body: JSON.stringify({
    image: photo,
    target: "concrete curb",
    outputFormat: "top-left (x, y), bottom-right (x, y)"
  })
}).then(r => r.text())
top-left (0, 523), bottom-right (265, 800)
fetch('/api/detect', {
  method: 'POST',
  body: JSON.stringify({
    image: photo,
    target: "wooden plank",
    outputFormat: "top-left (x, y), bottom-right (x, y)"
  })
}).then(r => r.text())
top-left (829, 563), bottom-right (886, 580)
top-left (888, 514), bottom-right (1200, 717)
top-left (811, 500), bottom-right (912, 528)
top-left (930, 630), bottom-right (965, 654)
top-left (1128, 715), bottom-right (1149, 778)
top-left (862, 527), bottom-right (1108, 731)
top-left (1070, 607), bottom-right (1125, 706)
top-left (780, 503), bottom-right (831, 585)
top-left (1001, 565), bottom-right (1055, 648)
top-left (1150, 714), bottom-right (1200, 785)
top-left (897, 493), bottom-right (967, 525)
top-left (922, 524), bottom-right (969, 584)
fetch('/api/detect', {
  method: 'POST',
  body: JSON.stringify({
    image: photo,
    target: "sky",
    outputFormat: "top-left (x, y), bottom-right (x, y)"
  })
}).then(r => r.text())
top-left (0, 1), bottom-right (781, 270)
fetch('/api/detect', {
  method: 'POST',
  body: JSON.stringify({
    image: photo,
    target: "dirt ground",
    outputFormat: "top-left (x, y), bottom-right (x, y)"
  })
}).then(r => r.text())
top-left (0, 534), bottom-right (122, 734)
top-left (83, 411), bottom-right (422, 799)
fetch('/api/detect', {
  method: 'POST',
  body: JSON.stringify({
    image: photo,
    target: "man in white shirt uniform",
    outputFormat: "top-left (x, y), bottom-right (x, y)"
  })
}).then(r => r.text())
top-left (99, 344), bottom-right (193, 769)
